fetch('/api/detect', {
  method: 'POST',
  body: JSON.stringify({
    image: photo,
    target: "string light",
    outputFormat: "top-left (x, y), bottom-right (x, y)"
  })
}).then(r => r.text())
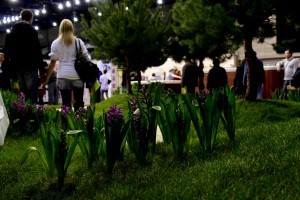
top-left (0, 0), bottom-right (105, 31)
top-left (75, 0), bottom-right (80, 5)
top-left (157, 0), bottom-right (163, 5)
top-left (58, 3), bottom-right (64, 10)
top-left (41, 6), bottom-right (47, 14)
top-left (66, 1), bottom-right (71, 8)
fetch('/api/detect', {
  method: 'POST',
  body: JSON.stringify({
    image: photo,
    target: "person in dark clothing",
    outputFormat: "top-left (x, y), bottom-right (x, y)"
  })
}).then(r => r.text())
top-left (198, 62), bottom-right (205, 91)
top-left (234, 59), bottom-right (247, 97)
top-left (181, 56), bottom-right (200, 94)
top-left (122, 69), bottom-right (127, 93)
top-left (0, 52), bottom-right (11, 91)
top-left (5, 9), bottom-right (43, 103)
top-left (234, 51), bottom-right (264, 99)
top-left (246, 51), bottom-right (264, 99)
top-left (207, 59), bottom-right (228, 91)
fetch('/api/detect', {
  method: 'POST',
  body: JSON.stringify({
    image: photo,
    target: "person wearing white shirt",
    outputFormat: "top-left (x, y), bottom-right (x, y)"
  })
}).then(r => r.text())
top-left (44, 19), bottom-right (90, 111)
top-left (99, 69), bottom-right (110, 101)
top-left (276, 49), bottom-right (300, 98)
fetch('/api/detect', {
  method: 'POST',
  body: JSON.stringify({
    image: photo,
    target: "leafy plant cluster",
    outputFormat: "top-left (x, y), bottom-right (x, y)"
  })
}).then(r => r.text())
top-left (1, 90), bottom-right (44, 135)
top-left (271, 88), bottom-right (300, 102)
top-left (20, 83), bottom-right (236, 189)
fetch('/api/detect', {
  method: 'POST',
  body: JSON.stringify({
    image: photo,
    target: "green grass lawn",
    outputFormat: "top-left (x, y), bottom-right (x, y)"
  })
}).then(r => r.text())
top-left (1, 96), bottom-right (300, 199)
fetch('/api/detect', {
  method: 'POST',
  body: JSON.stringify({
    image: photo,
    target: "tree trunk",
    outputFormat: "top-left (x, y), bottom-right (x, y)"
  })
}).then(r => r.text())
top-left (137, 70), bottom-right (142, 90)
top-left (124, 53), bottom-right (133, 95)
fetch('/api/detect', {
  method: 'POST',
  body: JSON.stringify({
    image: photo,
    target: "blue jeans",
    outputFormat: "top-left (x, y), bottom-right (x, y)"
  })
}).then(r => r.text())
top-left (48, 80), bottom-right (58, 105)
top-left (257, 84), bottom-right (263, 99)
top-left (17, 71), bottom-right (38, 104)
top-left (283, 80), bottom-right (292, 95)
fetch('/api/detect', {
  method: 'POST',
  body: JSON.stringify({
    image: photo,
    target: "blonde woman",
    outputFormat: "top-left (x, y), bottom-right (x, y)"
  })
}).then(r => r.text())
top-left (44, 19), bottom-right (90, 111)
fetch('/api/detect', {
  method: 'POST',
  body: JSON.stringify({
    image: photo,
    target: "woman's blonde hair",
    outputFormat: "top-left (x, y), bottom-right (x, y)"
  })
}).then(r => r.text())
top-left (58, 19), bottom-right (75, 46)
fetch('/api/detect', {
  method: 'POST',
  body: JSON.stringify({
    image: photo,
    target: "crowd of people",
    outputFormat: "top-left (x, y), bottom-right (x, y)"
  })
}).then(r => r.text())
top-left (0, 9), bottom-right (111, 110)
top-left (144, 49), bottom-right (275, 100)
top-left (1, 9), bottom-right (68, 106)
top-left (1, 9), bottom-right (300, 107)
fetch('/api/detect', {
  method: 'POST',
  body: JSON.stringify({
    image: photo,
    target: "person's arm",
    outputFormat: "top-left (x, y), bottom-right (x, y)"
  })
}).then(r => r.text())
top-left (79, 39), bottom-right (90, 60)
top-left (194, 86), bottom-right (200, 94)
top-left (276, 60), bottom-right (284, 71)
top-left (171, 73), bottom-right (182, 79)
top-left (43, 60), bottom-right (56, 85)
top-left (99, 75), bottom-right (103, 85)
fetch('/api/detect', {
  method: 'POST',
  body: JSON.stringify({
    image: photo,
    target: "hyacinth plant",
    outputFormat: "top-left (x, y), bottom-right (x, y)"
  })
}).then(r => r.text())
top-left (161, 90), bottom-right (192, 158)
top-left (0, 89), bottom-right (18, 110)
top-left (127, 98), bottom-right (148, 164)
top-left (9, 92), bottom-right (44, 134)
top-left (157, 100), bottom-right (171, 144)
top-left (157, 88), bottom-right (172, 144)
top-left (66, 106), bottom-right (106, 169)
top-left (271, 88), bottom-right (285, 100)
top-left (141, 83), bottom-right (163, 151)
top-left (219, 86), bottom-right (236, 141)
top-left (287, 89), bottom-right (300, 102)
top-left (104, 105), bottom-right (129, 174)
top-left (21, 107), bottom-right (79, 188)
top-left (127, 84), bottom-right (162, 164)
top-left (183, 90), bottom-right (222, 152)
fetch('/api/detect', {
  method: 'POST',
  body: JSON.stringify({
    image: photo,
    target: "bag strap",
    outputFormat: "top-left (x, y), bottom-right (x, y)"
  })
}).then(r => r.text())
top-left (75, 38), bottom-right (78, 54)
top-left (75, 38), bottom-right (82, 55)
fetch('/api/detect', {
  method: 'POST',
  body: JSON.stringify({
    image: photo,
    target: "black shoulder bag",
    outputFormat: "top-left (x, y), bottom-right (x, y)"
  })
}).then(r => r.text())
top-left (74, 38), bottom-right (99, 83)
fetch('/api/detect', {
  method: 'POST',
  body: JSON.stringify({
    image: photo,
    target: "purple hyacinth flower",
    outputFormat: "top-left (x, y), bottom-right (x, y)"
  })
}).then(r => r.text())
top-left (107, 105), bottom-right (124, 126)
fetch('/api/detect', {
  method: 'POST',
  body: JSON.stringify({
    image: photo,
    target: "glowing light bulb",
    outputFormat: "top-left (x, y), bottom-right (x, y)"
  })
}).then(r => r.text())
top-left (58, 3), bottom-right (64, 10)
top-left (66, 1), bottom-right (71, 8)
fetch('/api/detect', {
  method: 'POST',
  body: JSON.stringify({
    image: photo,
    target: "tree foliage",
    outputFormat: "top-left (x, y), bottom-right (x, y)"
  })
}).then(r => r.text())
top-left (232, 0), bottom-right (276, 100)
top-left (172, 0), bottom-right (242, 62)
top-left (274, 0), bottom-right (300, 53)
top-left (81, 0), bottom-right (171, 94)
top-left (79, 0), bottom-right (300, 99)
top-left (171, 0), bottom-right (277, 101)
